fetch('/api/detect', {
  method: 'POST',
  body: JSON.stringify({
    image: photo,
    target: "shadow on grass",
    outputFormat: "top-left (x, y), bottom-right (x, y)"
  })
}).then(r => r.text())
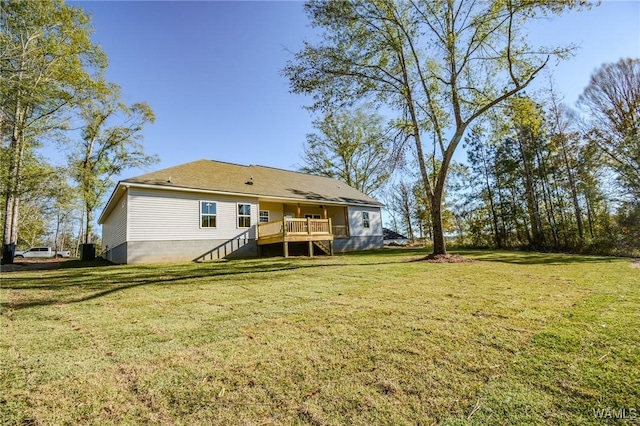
top-left (345, 247), bottom-right (619, 265)
top-left (0, 258), bottom-right (114, 273)
top-left (348, 247), bottom-right (618, 265)
top-left (1, 256), bottom-right (411, 311)
top-left (462, 249), bottom-right (618, 265)
top-left (1, 262), bottom-right (315, 311)
top-left (2, 249), bottom-right (617, 312)
top-left (58, 259), bottom-right (114, 269)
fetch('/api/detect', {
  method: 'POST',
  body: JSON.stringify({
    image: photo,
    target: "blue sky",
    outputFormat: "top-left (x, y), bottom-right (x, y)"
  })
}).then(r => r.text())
top-left (64, 0), bottom-right (639, 183)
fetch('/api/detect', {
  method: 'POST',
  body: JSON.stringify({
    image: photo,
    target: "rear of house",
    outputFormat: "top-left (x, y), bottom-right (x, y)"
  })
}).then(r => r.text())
top-left (99, 160), bottom-right (384, 264)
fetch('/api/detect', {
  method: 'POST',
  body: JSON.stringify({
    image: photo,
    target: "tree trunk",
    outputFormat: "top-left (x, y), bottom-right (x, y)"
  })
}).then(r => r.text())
top-left (536, 148), bottom-right (559, 247)
top-left (560, 135), bottom-right (584, 241)
top-left (427, 132), bottom-right (466, 256)
top-left (516, 129), bottom-right (544, 248)
top-left (495, 166), bottom-right (510, 247)
top-left (585, 194), bottom-right (595, 239)
top-left (76, 211), bottom-right (84, 257)
top-left (481, 145), bottom-right (501, 248)
top-left (3, 104), bottom-right (26, 263)
top-left (84, 204), bottom-right (93, 244)
top-left (54, 212), bottom-right (62, 254)
top-left (430, 183), bottom-right (446, 255)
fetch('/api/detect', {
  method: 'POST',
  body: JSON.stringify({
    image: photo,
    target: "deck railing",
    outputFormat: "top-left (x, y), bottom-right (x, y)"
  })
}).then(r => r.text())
top-left (258, 220), bottom-right (283, 238)
top-left (258, 218), bottom-right (333, 239)
top-left (332, 225), bottom-right (349, 238)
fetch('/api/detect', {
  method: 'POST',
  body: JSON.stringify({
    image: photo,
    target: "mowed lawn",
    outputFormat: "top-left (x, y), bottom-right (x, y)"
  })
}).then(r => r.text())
top-left (1, 249), bottom-right (638, 425)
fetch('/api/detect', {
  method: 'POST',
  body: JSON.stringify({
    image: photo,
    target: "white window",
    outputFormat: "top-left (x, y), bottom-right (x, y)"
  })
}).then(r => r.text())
top-left (259, 210), bottom-right (270, 223)
top-left (238, 204), bottom-right (251, 228)
top-left (304, 214), bottom-right (321, 219)
top-left (201, 201), bottom-right (217, 228)
top-left (362, 212), bottom-right (370, 228)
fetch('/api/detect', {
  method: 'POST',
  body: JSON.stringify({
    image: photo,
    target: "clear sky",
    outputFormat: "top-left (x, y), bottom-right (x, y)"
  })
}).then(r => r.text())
top-left (64, 0), bottom-right (639, 184)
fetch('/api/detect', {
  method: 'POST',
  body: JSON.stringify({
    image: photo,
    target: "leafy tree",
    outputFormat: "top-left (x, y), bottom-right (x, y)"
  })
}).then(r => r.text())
top-left (546, 89), bottom-right (584, 241)
top-left (464, 125), bottom-right (504, 248)
top-left (0, 144), bottom-right (64, 248)
top-left (460, 87), bottom-right (621, 254)
top-left (285, 0), bottom-right (588, 255)
top-left (508, 96), bottom-right (547, 247)
top-left (47, 176), bottom-right (79, 254)
top-left (300, 108), bottom-right (396, 196)
top-left (70, 84), bottom-right (156, 245)
top-left (578, 58), bottom-right (640, 199)
top-left (575, 139), bottom-right (606, 240)
top-left (0, 0), bottom-right (106, 262)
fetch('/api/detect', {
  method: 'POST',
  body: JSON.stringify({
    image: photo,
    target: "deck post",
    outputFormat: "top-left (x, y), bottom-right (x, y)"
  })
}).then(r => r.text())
top-left (308, 240), bottom-right (314, 257)
top-left (343, 207), bottom-right (350, 237)
top-left (329, 240), bottom-right (334, 256)
top-left (283, 241), bottom-right (289, 258)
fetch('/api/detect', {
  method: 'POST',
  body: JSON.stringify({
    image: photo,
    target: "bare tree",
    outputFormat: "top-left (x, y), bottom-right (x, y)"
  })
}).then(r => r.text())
top-left (579, 58), bottom-right (640, 199)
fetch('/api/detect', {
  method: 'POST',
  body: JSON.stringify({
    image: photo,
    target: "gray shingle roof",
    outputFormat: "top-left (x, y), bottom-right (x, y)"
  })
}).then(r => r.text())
top-left (383, 228), bottom-right (408, 240)
top-left (121, 159), bottom-right (383, 207)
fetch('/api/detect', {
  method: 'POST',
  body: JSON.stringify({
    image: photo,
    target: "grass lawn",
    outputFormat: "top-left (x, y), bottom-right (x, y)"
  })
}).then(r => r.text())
top-left (1, 249), bottom-right (638, 425)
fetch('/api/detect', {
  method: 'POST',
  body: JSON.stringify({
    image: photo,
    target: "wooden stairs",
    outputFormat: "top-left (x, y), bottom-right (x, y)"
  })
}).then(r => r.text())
top-left (313, 241), bottom-right (333, 256)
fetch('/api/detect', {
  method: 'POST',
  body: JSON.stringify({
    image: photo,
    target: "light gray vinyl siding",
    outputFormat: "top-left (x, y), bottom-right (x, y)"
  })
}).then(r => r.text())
top-left (347, 206), bottom-right (383, 237)
top-left (102, 191), bottom-right (128, 251)
top-left (128, 187), bottom-right (258, 241)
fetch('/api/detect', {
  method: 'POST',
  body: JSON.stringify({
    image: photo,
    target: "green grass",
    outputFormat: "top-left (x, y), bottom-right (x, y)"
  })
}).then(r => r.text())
top-left (1, 249), bottom-right (638, 425)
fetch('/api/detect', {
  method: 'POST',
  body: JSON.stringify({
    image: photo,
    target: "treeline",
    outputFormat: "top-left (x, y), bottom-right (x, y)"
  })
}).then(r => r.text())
top-left (384, 60), bottom-right (639, 257)
top-left (0, 1), bottom-right (155, 262)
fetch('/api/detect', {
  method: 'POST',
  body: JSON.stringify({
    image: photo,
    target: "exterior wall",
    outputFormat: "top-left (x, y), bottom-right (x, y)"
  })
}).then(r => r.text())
top-left (104, 242), bottom-right (127, 264)
top-left (128, 187), bottom-right (259, 241)
top-left (333, 206), bottom-right (383, 252)
top-left (334, 236), bottom-right (383, 253)
top-left (102, 191), bottom-right (128, 254)
top-left (126, 238), bottom-right (257, 264)
top-left (101, 185), bottom-right (384, 263)
top-left (328, 206), bottom-right (348, 227)
top-left (347, 206), bottom-right (383, 237)
top-left (257, 201), bottom-right (284, 222)
top-left (297, 205), bottom-right (328, 218)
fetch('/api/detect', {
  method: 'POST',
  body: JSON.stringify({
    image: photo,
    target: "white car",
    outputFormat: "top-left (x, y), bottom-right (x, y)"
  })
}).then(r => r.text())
top-left (14, 247), bottom-right (71, 258)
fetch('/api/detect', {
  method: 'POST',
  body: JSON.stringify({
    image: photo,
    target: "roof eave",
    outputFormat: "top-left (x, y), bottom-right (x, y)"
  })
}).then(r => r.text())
top-left (97, 183), bottom-right (127, 224)
top-left (117, 181), bottom-right (384, 208)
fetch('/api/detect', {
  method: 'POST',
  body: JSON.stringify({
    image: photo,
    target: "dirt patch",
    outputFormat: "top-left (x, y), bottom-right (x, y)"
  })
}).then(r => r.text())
top-left (0, 258), bottom-right (72, 273)
top-left (632, 260), bottom-right (640, 268)
top-left (409, 254), bottom-right (475, 263)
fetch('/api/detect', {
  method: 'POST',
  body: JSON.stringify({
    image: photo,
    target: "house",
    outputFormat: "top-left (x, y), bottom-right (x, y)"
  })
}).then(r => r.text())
top-left (98, 159), bottom-right (384, 264)
top-left (383, 228), bottom-right (409, 246)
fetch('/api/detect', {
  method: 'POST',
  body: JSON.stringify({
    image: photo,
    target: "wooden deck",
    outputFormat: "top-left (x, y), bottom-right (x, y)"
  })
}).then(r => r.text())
top-left (257, 218), bottom-right (335, 257)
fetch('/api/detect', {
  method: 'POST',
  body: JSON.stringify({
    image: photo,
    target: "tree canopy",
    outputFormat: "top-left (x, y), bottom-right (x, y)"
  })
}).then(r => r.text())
top-left (0, 0), bottom-right (106, 260)
top-left (300, 108), bottom-right (396, 196)
top-left (71, 83), bottom-right (157, 244)
top-left (0, 0), bottom-right (155, 261)
top-left (285, 0), bottom-right (589, 255)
